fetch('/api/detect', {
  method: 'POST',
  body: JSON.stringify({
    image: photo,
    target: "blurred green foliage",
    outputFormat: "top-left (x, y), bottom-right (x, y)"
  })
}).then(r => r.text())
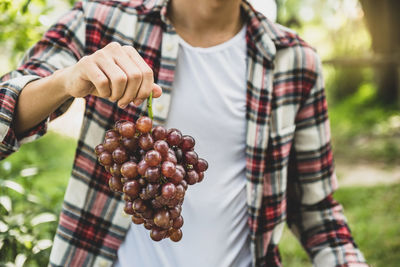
top-left (0, 0), bottom-right (74, 73)
top-left (0, 133), bottom-right (77, 266)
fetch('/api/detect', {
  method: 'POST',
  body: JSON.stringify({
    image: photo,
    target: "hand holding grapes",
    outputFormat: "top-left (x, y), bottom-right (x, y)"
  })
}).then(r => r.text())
top-left (59, 42), bottom-right (162, 108)
top-left (95, 115), bottom-right (208, 242)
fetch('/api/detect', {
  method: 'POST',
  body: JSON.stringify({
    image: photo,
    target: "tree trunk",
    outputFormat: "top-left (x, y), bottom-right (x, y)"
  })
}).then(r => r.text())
top-left (359, 0), bottom-right (400, 105)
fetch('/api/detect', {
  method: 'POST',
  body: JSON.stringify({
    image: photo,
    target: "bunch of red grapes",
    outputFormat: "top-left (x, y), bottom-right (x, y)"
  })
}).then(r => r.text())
top-left (94, 116), bottom-right (208, 242)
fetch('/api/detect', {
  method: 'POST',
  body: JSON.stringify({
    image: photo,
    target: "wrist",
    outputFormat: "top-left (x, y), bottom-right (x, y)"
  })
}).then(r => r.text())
top-left (52, 68), bottom-right (73, 100)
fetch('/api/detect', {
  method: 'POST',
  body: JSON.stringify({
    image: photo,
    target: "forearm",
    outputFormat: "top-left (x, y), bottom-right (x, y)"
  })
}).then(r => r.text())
top-left (13, 69), bottom-right (71, 136)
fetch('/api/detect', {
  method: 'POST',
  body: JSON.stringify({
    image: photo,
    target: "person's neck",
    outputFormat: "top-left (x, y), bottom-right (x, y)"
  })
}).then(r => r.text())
top-left (168, 0), bottom-right (243, 47)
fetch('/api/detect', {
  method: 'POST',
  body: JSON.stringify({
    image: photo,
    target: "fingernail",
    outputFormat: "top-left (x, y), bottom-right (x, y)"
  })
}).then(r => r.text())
top-left (133, 99), bottom-right (143, 106)
top-left (119, 103), bottom-right (127, 109)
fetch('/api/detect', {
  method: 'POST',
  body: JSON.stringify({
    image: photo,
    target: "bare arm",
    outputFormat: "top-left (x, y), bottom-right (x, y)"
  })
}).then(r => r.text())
top-left (14, 42), bottom-right (162, 136)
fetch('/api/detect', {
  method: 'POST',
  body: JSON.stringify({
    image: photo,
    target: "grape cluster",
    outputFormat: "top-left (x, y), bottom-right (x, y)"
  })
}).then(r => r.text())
top-left (94, 116), bottom-right (208, 242)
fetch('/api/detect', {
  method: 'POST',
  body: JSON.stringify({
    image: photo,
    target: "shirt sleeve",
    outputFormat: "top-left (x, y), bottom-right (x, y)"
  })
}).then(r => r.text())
top-left (0, 1), bottom-right (85, 159)
top-left (286, 53), bottom-right (369, 266)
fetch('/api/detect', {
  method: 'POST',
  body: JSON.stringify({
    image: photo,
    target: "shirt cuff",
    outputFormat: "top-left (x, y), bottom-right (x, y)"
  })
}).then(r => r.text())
top-left (0, 75), bottom-right (44, 158)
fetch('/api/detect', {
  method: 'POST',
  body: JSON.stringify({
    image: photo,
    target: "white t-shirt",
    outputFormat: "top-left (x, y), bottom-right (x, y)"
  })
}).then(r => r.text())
top-left (114, 25), bottom-right (250, 267)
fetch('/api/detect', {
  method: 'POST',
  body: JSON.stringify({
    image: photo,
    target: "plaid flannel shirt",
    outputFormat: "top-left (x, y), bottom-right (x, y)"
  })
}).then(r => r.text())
top-left (0, 0), bottom-right (368, 266)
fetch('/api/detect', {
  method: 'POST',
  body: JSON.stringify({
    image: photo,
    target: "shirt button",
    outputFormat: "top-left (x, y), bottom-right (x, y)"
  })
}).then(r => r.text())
top-left (99, 259), bottom-right (108, 267)
top-left (155, 103), bottom-right (164, 112)
top-left (166, 44), bottom-right (174, 51)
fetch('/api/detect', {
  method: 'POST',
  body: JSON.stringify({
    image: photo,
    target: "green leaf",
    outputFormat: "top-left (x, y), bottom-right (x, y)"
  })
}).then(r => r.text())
top-left (1, 180), bottom-right (25, 194)
top-left (30, 212), bottom-right (56, 226)
top-left (32, 239), bottom-right (52, 254)
top-left (0, 220), bottom-right (9, 232)
top-left (15, 253), bottom-right (27, 267)
top-left (0, 196), bottom-right (12, 212)
top-left (20, 167), bottom-right (39, 177)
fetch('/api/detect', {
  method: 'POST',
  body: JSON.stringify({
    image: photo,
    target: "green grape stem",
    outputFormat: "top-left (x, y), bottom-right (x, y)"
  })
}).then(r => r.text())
top-left (147, 92), bottom-right (153, 121)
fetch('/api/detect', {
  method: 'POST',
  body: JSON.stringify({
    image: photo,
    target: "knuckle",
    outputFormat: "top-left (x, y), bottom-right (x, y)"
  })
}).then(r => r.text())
top-left (143, 68), bottom-right (153, 78)
top-left (100, 91), bottom-right (111, 98)
top-left (114, 74), bottom-right (127, 85)
top-left (97, 77), bottom-right (109, 88)
top-left (107, 42), bottom-right (121, 50)
top-left (79, 55), bottom-right (91, 64)
top-left (130, 72), bottom-right (142, 81)
top-left (94, 50), bottom-right (106, 59)
top-left (122, 45), bottom-right (135, 52)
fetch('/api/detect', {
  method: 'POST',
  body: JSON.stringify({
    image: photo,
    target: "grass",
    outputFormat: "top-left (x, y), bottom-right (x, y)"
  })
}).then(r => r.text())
top-left (328, 83), bottom-right (400, 165)
top-left (280, 184), bottom-right (400, 267)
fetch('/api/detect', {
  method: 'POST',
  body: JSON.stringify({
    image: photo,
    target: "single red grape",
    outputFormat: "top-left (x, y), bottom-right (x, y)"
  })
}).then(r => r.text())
top-left (145, 166), bottom-right (161, 183)
top-left (103, 137), bottom-right (120, 153)
top-left (198, 172), bottom-right (204, 183)
top-left (164, 153), bottom-right (177, 165)
top-left (119, 121), bottom-right (136, 138)
top-left (141, 209), bottom-right (154, 220)
top-left (161, 161), bottom-right (176, 178)
top-left (169, 205), bottom-right (182, 219)
top-left (180, 135), bottom-right (195, 151)
top-left (174, 147), bottom-right (183, 163)
top-left (109, 176), bottom-right (123, 192)
top-left (146, 183), bottom-right (160, 198)
top-left (180, 180), bottom-right (188, 190)
top-left (124, 201), bottom-right (135, 215)
top-left (154, 140), bottom-right (169, 157)
top-left (152, 125), bottom-right (167, 140)
top-left (161, 183), bottom-right (176, 199)
top-left (137, 160), bottom-right (149, 176)
top-left (175, 184), bottom-right (185, 201)
top-left (95, 144), bottom-right (105, 155)
top-left (172, 216), bottom-right (184, 229)
top-left (136, 116), bottom-right (153, 133)
top-left (105, 129), bottom-right (120, 139)
top-left (176, 165), bottom-right (186, 176)
top-left (112, 147), bottom-right (128, 164)
top-left (154, 209), bottom-right (171, 229)
top-left (139, 133), bottom-right (154, 151)
top-left (184, 151), bottom-right (198, 165)
top-left (186, 170), bottom-right (199, 185)
top-left (110, 163), bottom-right (122, 177)
top-left (169, 229), bottom-right (183, 242)
top-left (169, 168), bottom-right (184, 184)
top-left (121, 161), bottom-right (138, 179)
top-left (144, 150), bottom-right (162, 167)
top-left (123, 180), bottom-right (140, 198)
top-left (114, 120), bottom-right (127, 132)
top-left (167, 129), bottom-right (182, 146)
top-left (132, 198), bottom-right (148, 213)
top-left (132, 215), bottom-right (144, 225)
top-left (150, 227), bottom-right (166, 241)
top-left (195, 158), bottom-right (208, 172)
top-left (99, 152), bottom-right (113, 166)
top-left (122, 137), bottom-right (138, 152)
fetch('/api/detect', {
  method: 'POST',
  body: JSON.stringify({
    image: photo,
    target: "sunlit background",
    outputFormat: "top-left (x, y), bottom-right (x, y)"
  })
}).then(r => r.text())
top-left (0, 0), bottom-right (399, 266)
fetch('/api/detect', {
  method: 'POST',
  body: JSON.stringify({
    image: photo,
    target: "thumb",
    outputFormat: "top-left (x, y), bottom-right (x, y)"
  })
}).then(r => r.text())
top-left (152, 83), bottom-right (163, 98)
